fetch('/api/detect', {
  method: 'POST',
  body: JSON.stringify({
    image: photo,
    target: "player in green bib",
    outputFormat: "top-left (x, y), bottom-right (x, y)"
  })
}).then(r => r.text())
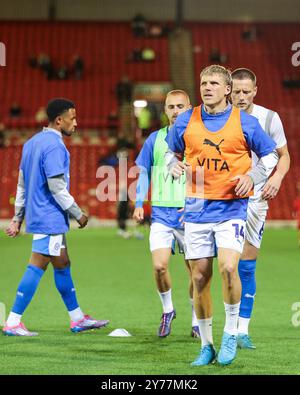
top-left (133, 90), bottom-right (199, 338)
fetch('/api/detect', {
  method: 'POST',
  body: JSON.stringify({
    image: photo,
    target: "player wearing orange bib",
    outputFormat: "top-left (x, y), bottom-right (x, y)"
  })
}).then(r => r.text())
top-left (166, 65), bottom-right (276, 366)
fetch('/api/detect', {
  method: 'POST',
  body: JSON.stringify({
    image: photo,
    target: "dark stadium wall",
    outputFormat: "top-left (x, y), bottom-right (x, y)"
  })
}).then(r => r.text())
top-left (0, 0), bottom-right (299, 21)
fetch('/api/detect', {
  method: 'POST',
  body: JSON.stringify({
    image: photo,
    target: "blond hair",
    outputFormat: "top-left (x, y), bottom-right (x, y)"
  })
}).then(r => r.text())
top-left (200, 64), bottom-right (232, 87)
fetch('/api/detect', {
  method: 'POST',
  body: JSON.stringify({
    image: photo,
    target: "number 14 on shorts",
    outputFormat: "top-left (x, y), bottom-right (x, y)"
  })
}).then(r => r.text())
top-left (232, 223), bottom-right (245, 240)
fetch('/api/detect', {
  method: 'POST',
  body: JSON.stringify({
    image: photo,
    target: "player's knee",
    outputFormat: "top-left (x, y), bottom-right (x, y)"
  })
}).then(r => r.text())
top-left (55, 260), bottom-right (71, 270)
top-left (154, 262), bottom-right (168, 276)
top-left (64, 260), bottom-right (71, 268)
top-left (192, 270), bottom-right (212, 290)
top-left (219, 263), bottom-right (238, 277)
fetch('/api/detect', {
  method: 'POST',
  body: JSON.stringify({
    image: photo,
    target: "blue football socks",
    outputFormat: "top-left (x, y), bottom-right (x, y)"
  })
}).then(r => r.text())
top-left (12, 264), bottom-right (44, 315)
top-left (54, 266), bottom-right (79, 312)
top-left (238, 259), bottom-right (257, 318)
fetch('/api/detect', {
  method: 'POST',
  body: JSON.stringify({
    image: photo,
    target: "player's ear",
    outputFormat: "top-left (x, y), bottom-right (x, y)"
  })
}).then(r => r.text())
top-left (55, 115), bottom-right (63, 127)
top-left (225, 84), bottom-right (232, 96)
top-left (253, 86), bottom-right (258, 98)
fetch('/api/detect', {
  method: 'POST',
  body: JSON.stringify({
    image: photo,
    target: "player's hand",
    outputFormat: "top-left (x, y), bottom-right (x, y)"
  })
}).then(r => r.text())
top-left (170, 161), bottom-right (187, 179)
top-left (5, 220), bottom-right (22, 237)
top-left (133, 207), bottom-right (144, 223)
top-left (261, 172), bottom-right (283, 200)
top-left (77, 214), bottom-right (88, 228)
top-left (231, 175), bottom-right (254, 197)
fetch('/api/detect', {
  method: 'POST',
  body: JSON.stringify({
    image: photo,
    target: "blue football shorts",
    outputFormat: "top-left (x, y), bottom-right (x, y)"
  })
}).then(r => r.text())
top-left (32, 234), bottom-right (66, 256)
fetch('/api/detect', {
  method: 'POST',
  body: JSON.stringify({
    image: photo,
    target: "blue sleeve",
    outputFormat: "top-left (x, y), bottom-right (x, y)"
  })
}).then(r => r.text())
top-left (240, 111), bottom-right (276, 157)
top-left (43, 145), bottom-right (67, 178)
top-left (135, 167), bottom-right (150, 208)
top-left (135, 133), bottom-right (156, 207)
top-left (135, 132), bottom-right (157, 173)
top-left (165, 109), bottom-right (192, 153)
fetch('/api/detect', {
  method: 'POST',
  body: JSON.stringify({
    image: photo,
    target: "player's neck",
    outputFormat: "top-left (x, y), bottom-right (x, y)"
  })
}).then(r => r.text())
top-left (46, 124), bottom-right (63, 137)
top-left (246, 103), bottom-right (255, 115)
top-left (204, 101), bottom-right (229, 115)
top-left (47, 123), bottom-right (62, 134)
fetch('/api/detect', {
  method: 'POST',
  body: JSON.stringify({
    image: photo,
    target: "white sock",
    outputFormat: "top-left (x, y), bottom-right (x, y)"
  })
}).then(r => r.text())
top-left (158, 289), bottom-right (174, 313)
top-left (224, 302), bottom-right (240, 336)
top-left (6, 312), bottom-right (22, 327)
top-left (190, 298), bottom-right (198, 327)
top-left (198, 317), bottom-right (213, 347)
top-left (68, 307), bottom-right (84, 322)
top-left (238, 317), bottom-right (250, 335)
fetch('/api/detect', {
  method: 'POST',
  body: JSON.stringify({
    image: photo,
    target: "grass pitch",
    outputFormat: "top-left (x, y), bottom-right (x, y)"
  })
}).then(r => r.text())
top-left (0, 227), bottom-right (300, 375)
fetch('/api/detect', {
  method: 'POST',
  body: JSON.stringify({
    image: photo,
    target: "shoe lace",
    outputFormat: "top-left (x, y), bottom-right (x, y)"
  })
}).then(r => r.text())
top-left (201, 345), bottom-right (212, 356)
top-left (244, 334), bottom-right (253, 344)
top-left (161, 312), bottom-right (172, 327)
top-left (224, 335), bottom-right (236, 351)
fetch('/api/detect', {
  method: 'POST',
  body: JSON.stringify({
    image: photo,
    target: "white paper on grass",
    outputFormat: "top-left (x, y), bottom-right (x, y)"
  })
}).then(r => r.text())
top-left (108, 328), bottom-right (132, 337)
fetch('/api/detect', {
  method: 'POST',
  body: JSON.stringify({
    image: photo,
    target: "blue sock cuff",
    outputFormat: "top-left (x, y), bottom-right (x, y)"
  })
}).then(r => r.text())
top-left (27, 264), bottom-right (45, 278)
top-left (239, 259), bottom-right (256, 271)
top-left (54, 267), bottom-right (71, 274)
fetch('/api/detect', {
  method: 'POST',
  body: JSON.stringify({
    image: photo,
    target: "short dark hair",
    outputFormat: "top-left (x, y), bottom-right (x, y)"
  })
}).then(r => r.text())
top-left (231, 68), bottom-right (257, 85)
top-left (46, 98), bottom-right (75, 122)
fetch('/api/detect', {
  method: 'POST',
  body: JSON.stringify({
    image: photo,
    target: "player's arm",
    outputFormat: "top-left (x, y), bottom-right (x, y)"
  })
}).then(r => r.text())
top-left (261, 144), bottom-right (290, 199)
top-left (261, 113), bottom-right (290, 199)
top-left (133, 135), bottom-right (154, 223)
top-left (5, 170), bottom-right (25, 237)
top-left (47, 175), bottom-right (88, 228)
top-left (133, 167), bottom-right (150, 223)
top-left (44, 145), bottom-right (88, 228)
top-left (165, 149), bottom-right (187, 179)
top-left (165, 116), bottom-right (188, 179)
top-left (233, 115), bottom-right (277, 197)
top-left (241, 149), bottom-right (278, 196)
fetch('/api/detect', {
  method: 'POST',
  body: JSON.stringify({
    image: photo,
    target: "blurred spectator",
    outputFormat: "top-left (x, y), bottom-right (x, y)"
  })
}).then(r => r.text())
top-left (35, 106), bottom-right (47, 123)
top-left (116, 75), bottom-right (133, 105)
top-left (137, 107), bottom-right (152, 132)
top-left (28, 55), bottom-right (37, 68)
top-left (107, 110), bottom-right (119, 133)
top-left (0, 132), bottom-right (5, 148)
top-left (9, 102), bottom-right (22, 118)
top-left (148, 23), bottom-right (169, 38)
top-left (283, 76), bottom-right (300, 89)
top-left (72, 55), bottom-right (84, 79)
top-left (116, 147), bottom-right (132, 239)
top-left (126, 48), bottom-right (142, 62)
top-left (131, 13), bottom-right (148, 37)
top-left (141, 47), bottom-right (156, 62)
top-left (0, 123), bottom-right (6, 148)
top-left (148, 24), bottom-right (164, 38)
top-left (37, 53), bottom-right (55, 80)
top-left (57, 64), bottom-right (69, 80)
top-left (126, 47), bottom-right (156, 62)
top-left (117, 136), bottom-right (134, 151)
top-left (209, 48), bottom-right (228, 64)
top-left (160, 111), bottom-right (169, 128)
top-left (242, 25), bottom-right (259, 42)
top-left (193, 45), bottom-right (203, 54)
top-left (98, 150), bottom-right (118, 167)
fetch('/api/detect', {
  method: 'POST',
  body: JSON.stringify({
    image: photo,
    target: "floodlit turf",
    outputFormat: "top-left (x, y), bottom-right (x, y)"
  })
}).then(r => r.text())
top-left (0, 227), bottom-right (300, 375)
